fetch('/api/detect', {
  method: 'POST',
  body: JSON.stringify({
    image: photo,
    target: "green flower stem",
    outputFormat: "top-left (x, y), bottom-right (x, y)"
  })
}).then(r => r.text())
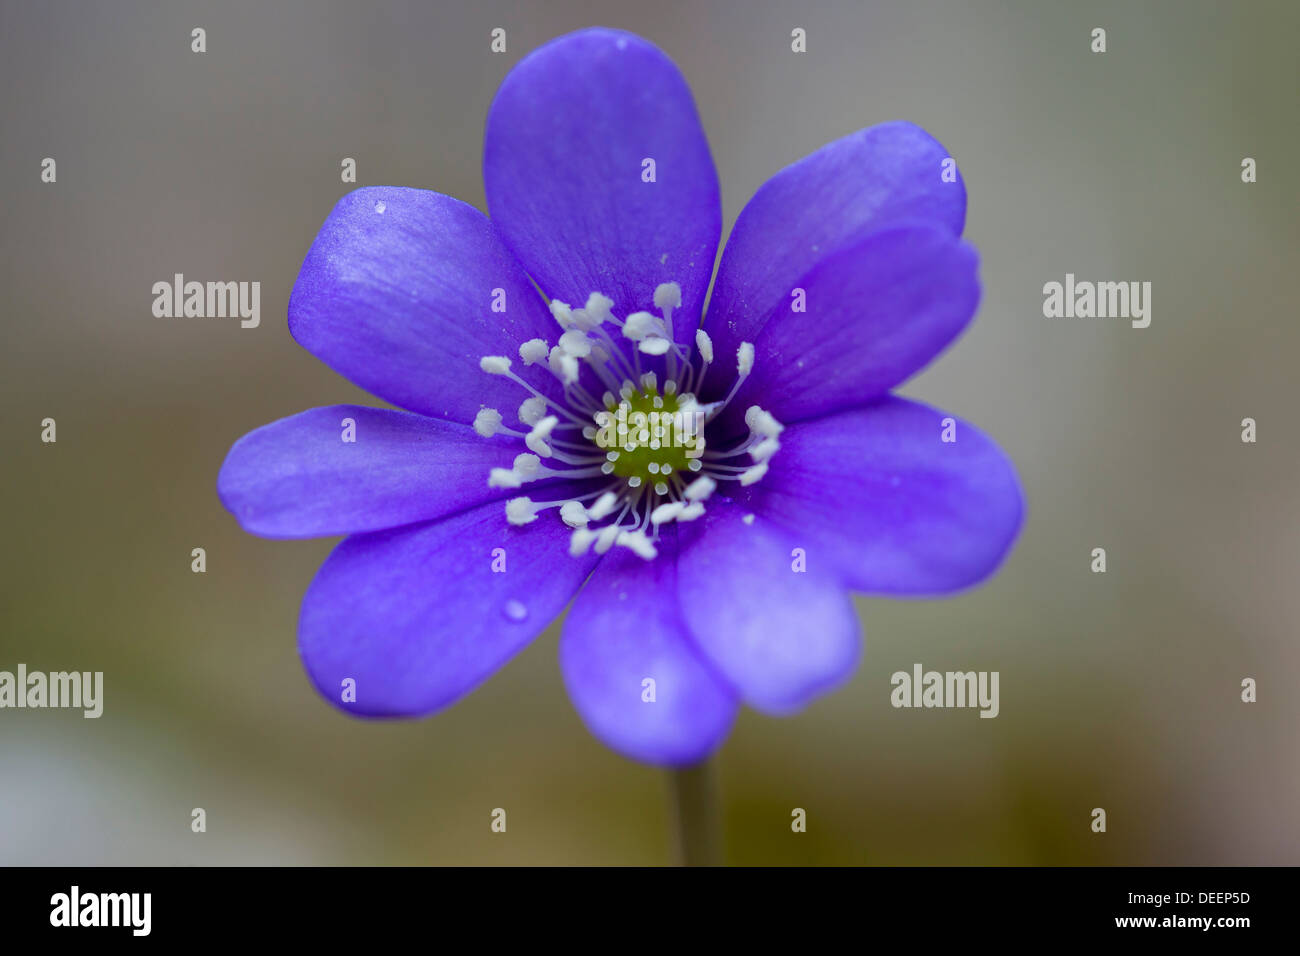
top-left (669, 759), bottom-right (722, 866)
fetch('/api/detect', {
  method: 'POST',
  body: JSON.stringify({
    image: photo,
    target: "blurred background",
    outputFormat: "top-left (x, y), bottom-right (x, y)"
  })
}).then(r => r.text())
top-left (1, 0), bottom-right (1296, 865)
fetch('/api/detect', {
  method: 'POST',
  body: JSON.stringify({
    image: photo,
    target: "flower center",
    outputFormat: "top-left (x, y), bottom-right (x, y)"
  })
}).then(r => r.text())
top-left (473, 281), bottom-right (782, 560)
top-left (595, 383), bottom-right (698, 484)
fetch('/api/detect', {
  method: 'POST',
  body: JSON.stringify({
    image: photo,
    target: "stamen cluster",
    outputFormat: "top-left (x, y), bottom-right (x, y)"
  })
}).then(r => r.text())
top-left (475, 282), bottom-right (783, 559)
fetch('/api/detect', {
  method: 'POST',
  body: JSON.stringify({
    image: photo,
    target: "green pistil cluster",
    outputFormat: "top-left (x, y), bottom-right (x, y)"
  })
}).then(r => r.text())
top-left (593, 386), bottom-right (699, 482)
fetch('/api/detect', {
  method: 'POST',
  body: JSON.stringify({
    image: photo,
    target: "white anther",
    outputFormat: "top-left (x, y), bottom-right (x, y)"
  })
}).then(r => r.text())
top-left (586, 491), bottom-right (619, 521)
top-left (569, 527), bottom-right (597, 556)
top-left (695, 329), bottom-right (714, 363)
top-left (559, 328), bottom-right (593, 358)
top-left (473, 407), bottom-right (503, 437)
top-left (488, 452), bottom-right (543, 489)
top-left (581, 292), bottom-right (614, 328)
top-left (736, 341), bottom-right (755, 377)
top-left (480, 355), bottom-right (512, 375)
top-left (616, 530), bottom-right (658, 560)
top-left (638, 336), bottom-right (672, 356)
top-left (513, 453), bottom-right (540, 477)
top-left (745, 405), bottom-right (785, 439)
top-left (488, 468), bottom-right (522, 489)
top-left (622, 311), bottom-right (659, 341)
top-left (559, 500), bottom-right (590, 528)
top-left (519, 338), bottom-right (550, 365)
top-left (505, 497), bottom-right (539, 525)
top-left (547, 345), bottom-right (580, 385)
top-left (739, 462), bottom-right (769, 486)
top-left (683, 475), bottom-right (717, 502)
top-left (549, 300), bottom-right (574, 329)
top-left (677, 502), bottom-right (706, 521)
top-left (640, 371), bottom-right (657, 392)
top-left (654, 282), bottom-right (682, 312)
top-left (654, 283), bottom-right (681, 334)
top-left (750, 437), bottom-right (781, 462)
top-left (530, 415), bottom-right (558, 440)
top-left (518, 396), bottom-right (547, 426)
top-left (594, 524), bottom-right (621, 554)
top-left (525, 415), bottom-right (558, 457)
top-left (651, 501), bottom-right (685, 525)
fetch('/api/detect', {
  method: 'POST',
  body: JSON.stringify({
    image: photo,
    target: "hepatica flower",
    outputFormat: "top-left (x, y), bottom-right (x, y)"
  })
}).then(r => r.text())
top-left (218, 28), bottom-right (1023, 766)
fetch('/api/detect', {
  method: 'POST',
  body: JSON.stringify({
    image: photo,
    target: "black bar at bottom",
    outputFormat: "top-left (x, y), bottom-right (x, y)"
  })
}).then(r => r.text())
top-left (0, 866), bottom-right (1278, 940)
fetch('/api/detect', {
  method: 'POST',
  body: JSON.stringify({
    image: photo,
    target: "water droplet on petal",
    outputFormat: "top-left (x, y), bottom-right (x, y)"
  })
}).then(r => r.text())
top-left (374, 200), bottom-right (386, 214)
top-left (503, 599), bottom-right (527, 622)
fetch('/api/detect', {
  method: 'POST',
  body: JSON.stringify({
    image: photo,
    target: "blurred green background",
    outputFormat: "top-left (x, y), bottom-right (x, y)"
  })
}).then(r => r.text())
top-left (2, 0), bottom-right (1296, 864)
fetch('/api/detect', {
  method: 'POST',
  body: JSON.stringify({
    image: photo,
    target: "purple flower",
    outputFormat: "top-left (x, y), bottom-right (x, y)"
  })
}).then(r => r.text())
top-left (218, 28), bottom-right (1023, 766)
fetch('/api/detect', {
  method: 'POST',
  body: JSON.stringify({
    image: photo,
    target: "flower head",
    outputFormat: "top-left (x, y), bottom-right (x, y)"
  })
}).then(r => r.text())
top-left (218, 28), bottom-right (1023, 765)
